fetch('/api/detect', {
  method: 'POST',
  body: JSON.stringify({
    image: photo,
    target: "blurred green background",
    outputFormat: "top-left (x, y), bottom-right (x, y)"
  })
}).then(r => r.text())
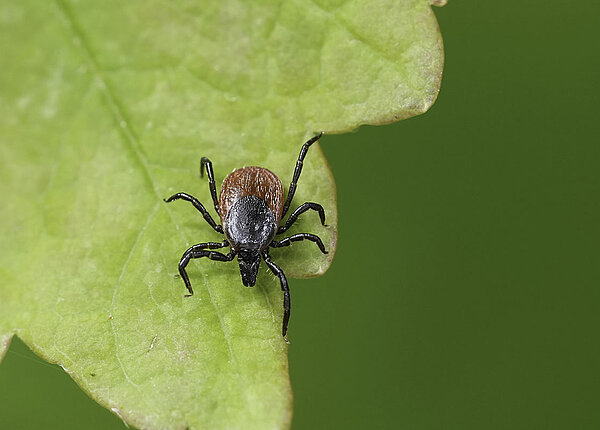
top-left (2, 1), bottom-right (599, 429)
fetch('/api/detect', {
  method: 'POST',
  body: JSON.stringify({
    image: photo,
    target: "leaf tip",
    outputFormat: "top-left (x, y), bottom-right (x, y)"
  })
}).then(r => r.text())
top-left (0, 333), bottom-right (14, 364)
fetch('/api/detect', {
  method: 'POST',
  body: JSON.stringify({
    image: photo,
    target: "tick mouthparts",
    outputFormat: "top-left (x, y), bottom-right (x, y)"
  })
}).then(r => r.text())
top-left (239, 258), bottom-right (260, 287)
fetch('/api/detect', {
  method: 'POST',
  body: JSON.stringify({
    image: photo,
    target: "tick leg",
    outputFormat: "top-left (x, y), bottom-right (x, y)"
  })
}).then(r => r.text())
top-left (281, 132), bottom-right (324, 219)
top-left (270, 233), bottom-right (328, 254)
top-left (262, 252), bottom-right (291, 338)
top-left (200, 157), bottom-right (220, 216)
top-left (178, 242), bottom-right (234, 297)
top-left (164, 192), bottom-right (223, 233)
top-left (278, 202), bottom-right (326, 234)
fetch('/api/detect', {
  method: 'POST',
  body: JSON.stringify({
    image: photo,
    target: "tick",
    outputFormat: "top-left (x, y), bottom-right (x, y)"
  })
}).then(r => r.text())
top-left (164, 133), bottom-right (328, 338)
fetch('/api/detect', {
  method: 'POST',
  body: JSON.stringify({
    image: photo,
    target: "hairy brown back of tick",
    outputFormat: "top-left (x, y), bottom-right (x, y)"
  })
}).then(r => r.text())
top-left (219, 166), bottom-right (284, 224)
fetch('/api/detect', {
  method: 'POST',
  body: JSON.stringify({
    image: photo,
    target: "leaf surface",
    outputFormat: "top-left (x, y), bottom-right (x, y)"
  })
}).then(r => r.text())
top-left (0, 0), bottom-right (443, 428)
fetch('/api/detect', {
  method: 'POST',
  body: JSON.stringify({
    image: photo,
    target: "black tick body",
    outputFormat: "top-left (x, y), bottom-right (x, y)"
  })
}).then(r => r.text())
top-left (164, 133), bottom-right (328, 338)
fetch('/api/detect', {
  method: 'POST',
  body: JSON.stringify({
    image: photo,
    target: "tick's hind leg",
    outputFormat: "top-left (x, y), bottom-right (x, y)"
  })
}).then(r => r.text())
top-left (178, 241), bottom-right (232, 296)
top-left (262, 252), bottom-right (291, 339)
top-left (270, 233), bottom-right (328, 254)
top-left (200, 157), bottom-right (220, 216)
top-left (281, 132), bottom-right (324, 218)
top-left (278, 202), bottom-right (326, 234)
top-left (164, 192), bottom-right (223, 233)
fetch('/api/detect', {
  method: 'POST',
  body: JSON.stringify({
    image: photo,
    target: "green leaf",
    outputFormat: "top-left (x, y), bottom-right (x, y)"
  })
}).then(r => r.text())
top-left (0, 0), bottom-right (443, 428)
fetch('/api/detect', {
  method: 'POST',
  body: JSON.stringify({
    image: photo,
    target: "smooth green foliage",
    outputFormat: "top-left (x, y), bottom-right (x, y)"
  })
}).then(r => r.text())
top-left (0, 0), bottom-right (443, 428)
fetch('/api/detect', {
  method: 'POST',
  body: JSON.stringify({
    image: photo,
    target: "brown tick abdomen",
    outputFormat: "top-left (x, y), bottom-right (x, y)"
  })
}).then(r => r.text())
top-left (219, 167), bottom-right (284, 224)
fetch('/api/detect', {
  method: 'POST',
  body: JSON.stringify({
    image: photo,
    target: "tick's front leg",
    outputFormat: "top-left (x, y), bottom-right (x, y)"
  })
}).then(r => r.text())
top-left (177, 241), bottom-right (231, 296)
